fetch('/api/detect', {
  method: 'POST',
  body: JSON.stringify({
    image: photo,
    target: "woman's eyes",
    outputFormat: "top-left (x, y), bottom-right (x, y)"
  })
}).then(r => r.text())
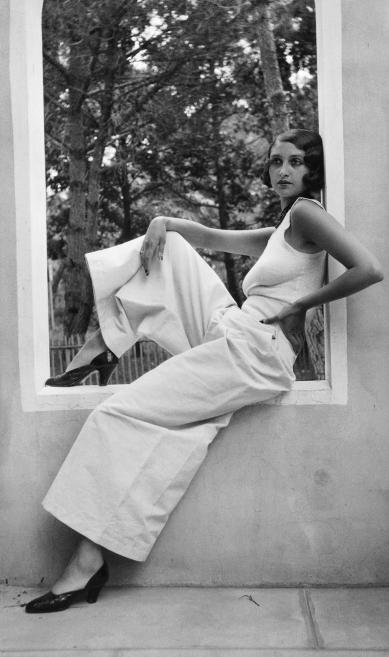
top-left (270, 158), bottom-right (304, 166)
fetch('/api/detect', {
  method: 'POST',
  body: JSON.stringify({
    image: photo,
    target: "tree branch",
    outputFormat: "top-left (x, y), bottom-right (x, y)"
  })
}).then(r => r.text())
top-left (45, 132), bottom-right (69, 152)
top-left (51, 259), bottom-right (67, 294)
top-left (44, 92), bottom-right (68, 113)
top-left (43, 50), bottom-right (70, 82)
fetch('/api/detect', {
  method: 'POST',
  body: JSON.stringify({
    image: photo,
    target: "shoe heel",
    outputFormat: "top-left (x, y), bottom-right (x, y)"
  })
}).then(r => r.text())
top-left (98, 364), bottom-right (116, 386)
top-left (86, 586), bottom-right (103, 603)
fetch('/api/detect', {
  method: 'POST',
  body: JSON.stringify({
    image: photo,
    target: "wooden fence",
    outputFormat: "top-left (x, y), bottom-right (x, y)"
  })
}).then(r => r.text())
top-left (50, 334), bottom-right (324, 384)
top-left (49, 337), bottom-right (170, 385)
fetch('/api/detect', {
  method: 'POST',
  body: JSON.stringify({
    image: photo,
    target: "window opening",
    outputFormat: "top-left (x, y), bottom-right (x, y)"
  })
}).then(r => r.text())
top-left (42, 0), bottom-right (323, 385)
top-left (11, 0), bottom-right (346, 411)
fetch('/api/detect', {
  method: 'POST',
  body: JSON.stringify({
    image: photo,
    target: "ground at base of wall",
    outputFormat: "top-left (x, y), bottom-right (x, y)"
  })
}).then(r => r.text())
top-left (1, 586), bottom-right (389, 655)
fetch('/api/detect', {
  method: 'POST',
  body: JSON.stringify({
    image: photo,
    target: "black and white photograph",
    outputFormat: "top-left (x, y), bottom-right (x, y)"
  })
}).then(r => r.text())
top-left (0, 0), bottom-right (388, 654)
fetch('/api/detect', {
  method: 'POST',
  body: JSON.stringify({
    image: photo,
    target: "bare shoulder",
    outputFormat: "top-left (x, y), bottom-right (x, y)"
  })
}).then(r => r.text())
top-left (292, 197), bottom-right (327, 222)
top-left (291, 197), bottom-right (342, 237)
top-left (290, 197), bottom-right (366, 261)
top-left (288, 198), bottom-right (382, 274)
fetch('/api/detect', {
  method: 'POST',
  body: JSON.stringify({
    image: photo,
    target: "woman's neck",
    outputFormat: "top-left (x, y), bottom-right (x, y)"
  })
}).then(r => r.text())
top-left (280, 194), bottom-right (300, 210)
top-left (276, 199), bottom-right (295, 226)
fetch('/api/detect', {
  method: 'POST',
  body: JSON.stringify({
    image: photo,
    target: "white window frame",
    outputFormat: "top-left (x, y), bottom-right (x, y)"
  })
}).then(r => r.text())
top-left (12, 0), bottom-right (347, 412)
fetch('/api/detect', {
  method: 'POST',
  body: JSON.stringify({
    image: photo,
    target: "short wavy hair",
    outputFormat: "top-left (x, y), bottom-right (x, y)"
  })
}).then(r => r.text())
top-left (262, 129), bottom-right (324, 194)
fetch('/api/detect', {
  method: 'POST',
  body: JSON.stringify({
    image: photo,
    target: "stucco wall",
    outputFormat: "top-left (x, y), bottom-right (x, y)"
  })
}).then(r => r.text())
top-left (0, 0), bottom-right (388, 587)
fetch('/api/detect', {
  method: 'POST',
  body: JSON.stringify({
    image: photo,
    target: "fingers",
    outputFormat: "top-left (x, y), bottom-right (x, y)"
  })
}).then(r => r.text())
top-left (158, 235), bottom-right (166, 261)
top-left (140, 237), bottom-right (164, 275)
top-left (261, 316), bottom-right (278, 325)
top-left (140, 239), bottom-right (153, 276)
top-left (139, 241), bottom-right (150, 276)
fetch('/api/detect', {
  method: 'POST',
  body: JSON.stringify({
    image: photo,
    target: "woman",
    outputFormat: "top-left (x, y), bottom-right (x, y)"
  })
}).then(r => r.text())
top-left (25, 129), bottom-right (383, 613)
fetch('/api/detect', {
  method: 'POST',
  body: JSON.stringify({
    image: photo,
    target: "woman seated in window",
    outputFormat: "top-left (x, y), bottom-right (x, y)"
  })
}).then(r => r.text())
top-left (25, 129), bottom-right (383, 613)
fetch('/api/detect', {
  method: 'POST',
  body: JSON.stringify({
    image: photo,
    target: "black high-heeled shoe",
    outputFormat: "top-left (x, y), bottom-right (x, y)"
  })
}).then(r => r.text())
top-left (24, 562), bottom-right (109, 613)
top-left (45, 351), bottom-right (118, 387)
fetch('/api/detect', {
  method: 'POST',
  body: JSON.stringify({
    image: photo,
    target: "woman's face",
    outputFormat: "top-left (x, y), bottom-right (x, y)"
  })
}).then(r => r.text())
top-left (268, 140), bottom-right (310, 207)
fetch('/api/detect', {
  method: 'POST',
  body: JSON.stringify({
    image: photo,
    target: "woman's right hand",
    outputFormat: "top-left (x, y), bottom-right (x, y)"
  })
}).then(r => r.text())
top-left (261, 303), bottom-right (307, 356)
top-left (140, 217), bottom-right (167, 275)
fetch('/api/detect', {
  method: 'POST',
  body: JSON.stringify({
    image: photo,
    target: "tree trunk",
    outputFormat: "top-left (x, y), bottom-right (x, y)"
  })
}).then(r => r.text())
top-left (256, 0), bottom-right (290, 134)
top-left (209, 92), bottom-right (242, 304)
top-left (63, 24), bottom-right (121, 337)
top-left (86, 26), bottom-right (119, 252)
top-left (215, 162), bottom-right (243, 305)
top-left (117, 138), bottom-right (134, 243)
top-left (63, 41), bottom-right (93, 338)
top-left (119, 174), bottom-right (133, 243)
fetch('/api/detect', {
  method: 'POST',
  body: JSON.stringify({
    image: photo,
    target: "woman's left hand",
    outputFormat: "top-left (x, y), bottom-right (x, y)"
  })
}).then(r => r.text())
top-left (261, 303), bottom-right (307, 356)
top-left (140, 217), bottom-right (167, 275)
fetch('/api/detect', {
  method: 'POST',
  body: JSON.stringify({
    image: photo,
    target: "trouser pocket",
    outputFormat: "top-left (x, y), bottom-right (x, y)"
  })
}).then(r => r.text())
top-left (257, 321), bottom-right (277, 341)
top-left (259, 321), bottom-right (297, 356)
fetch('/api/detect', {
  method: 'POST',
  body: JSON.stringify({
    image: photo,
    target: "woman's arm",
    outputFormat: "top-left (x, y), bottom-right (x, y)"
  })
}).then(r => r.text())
top-left (262, 200), bottom-right (383, 353)
top-left (291, 200), bottom-right (383, 311)
top-left (140, 215), bottom-right (274, 275)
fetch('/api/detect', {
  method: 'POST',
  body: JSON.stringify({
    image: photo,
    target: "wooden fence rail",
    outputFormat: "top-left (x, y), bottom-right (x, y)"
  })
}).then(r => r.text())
top-left (49, 339), bottom-right (170, 385)
top-left (50, 336), bottom-right (323, 384)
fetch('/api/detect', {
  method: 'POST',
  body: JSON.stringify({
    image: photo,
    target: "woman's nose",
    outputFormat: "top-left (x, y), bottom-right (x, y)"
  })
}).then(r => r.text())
top-left (279, 162), bottom-right (290, 177)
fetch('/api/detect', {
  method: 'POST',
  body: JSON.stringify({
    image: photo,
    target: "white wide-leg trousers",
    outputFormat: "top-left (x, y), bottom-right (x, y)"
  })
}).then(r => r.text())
top-left (43, 233), bottom-right (295, 561)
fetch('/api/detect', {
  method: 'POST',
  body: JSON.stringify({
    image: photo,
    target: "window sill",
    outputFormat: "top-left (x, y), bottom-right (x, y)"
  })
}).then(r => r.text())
top-left (23, 378), bottom-right (344, 413)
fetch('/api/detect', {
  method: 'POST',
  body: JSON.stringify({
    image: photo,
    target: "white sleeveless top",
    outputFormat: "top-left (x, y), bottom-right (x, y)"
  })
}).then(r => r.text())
top-left (241, 197), bottom-right (326, 320)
